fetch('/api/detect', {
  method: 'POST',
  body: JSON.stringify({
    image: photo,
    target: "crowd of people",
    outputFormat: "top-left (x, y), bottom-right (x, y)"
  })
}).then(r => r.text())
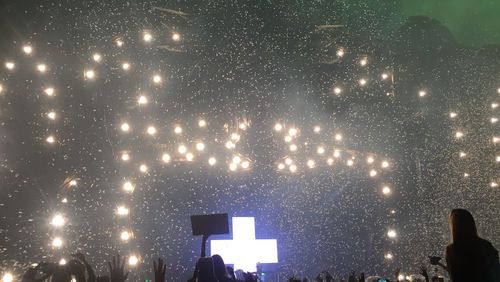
top-left (17, 209), bottom-right (499, 281)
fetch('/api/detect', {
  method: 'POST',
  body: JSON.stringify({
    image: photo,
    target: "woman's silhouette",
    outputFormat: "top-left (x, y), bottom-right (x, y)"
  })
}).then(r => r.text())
top-left (445, 209), bottom-right (500, 281)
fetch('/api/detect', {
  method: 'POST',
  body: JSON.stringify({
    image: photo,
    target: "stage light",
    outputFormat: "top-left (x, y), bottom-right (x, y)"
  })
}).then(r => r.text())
top-left (313, 126), bottom-right (321, 133)
top-left (241, 161), bottom-right (250, 169)
top-left (335, 134), bottom-right (342, 141)
top-left (225, 141), bottom-right (235, 149)
top-left (2, 273), bottom-right (13, 282)
top-left (387, 229), bottom-right (397, 238)
top-left (382, 186), bottom-right (391, 195)
top-left (52, 237), bottom-right (63, 248)
top-left (307, 159), bottom-right (315, 168)
top-left (289, 144), bottom-right (297, 151)
top-left (138, 95), bottom-right (148, 105)
top-left (61, 198), bottom-right (68, 203)
top-left (186, 153), bottom-right (194, 161)
top-left (359, 58), bottom-right (368, 66)
top-left (121, 123), bottom-right (130, 132)
top-left (153, 75), bottom-right (162, 84)
top-left (117, 206), bottom-right (129, 216)
top-left (449, 112), bottom-right (457, 118)
top-left (120, 230), bottom-right (131, 241)
top-left (327, 158), bottom-right (334, 165)
top-left (0, 84), bottom-right (3, 94)
top-left (418, 90), bottom-right (427, 97)
top-left (288, 127), bottom-right (298, 136)
top-left (494, 136), bottom-right (500, 143)
top-left (384, 252), bottom-right (393, 260)
top-left (174, 125), bottom-right (182, 134)
top-left (92, 53), bottom-right (102, 62)
top-left (178, 145), bottom-right (187, 154)
top-left (229, 163), bottom-right (238, 171)
top-left (367, 156), bottom-right (375, 164)
top-left (122, 62), bottom-right (130, 70)
top-left (23, 45), bottom-right (33, 54)
top-left (239, 122), bottom-right (248, 130)
top-left (369, 169), bottom-right (377, 177)
top-left (336, 48), bottom-right (345, 57)
top-left (496, 156), bottom-right (500, 162)
top-left (47, 111), bottom-right (56, 120)
top-left (143, 32), bottom-right (153, 42)
top-left (121, 153), bottom-right (130, 161)
top-left (492, 103), bottom-right (499, 109)
top-left (459, 151), bottom-right (467, 158)
top-left (44, 87), bottom-right (55, 96)
top-left (463, 173), bottom-right (470, 178)
top-left (381, 73), bottom-right (389, 80)
top-left (116, 39), bottom-right (124, 47)
top-left (50, 214), bottom-right (65, 227)
top-left (231, 133), bottom-right (240, 141)
top-left (285, 158), bottom-right (293, 165)
top-left (84, 70), bottom-right (95, 80)
top-left (196, 142), bottom-right (205, 151)
top-left (46, 135), bottom-right (55, 144)
top-left (381, 161), bottom-right (389, 168)
top-left (491, 117), bottom-right (498, 124)
top-left (333, 150), bottom-right (341, 158)
top-left (123, 181), bottom-right (134, 192)
top-left (317, 146), bottom-right (325, 155)
top-left (455, 131), bottom-right (464, 139)
top-left (274, 123), bottom-right (283, 131)
top-left (277, 163), bottom-right (285, 170)
top-left (490, 182), bottom-right (498, 188)
top-left (284, 136), bottom-right (292, 143)
top-left (208, 157), bottom-right (217, 166)
top-left (69, 179), bottom-right (77, 186)
top-left (37, 63), bottom-right (47, 73)
top-left (5, 61), bottom-right (15, 70)
top-left (172, 32), bottom-right (181, 41)
top-left (128, 255), bottom-right (139, 266)
top-left (289, 164), bottom-right (297, 173)
top-left (347, 159), bottom-right (354, 166)
top-left (139, 164), bottom-right (148, 173)
top-left (59, 259), bottom-right (67, 265)
top-left (198, 119), bottom-right (207, 127)
top-left (232, 156), bottom-right (241, 164)
top-left (333, 87), bottom-right (342, 95)
top-left (162, 153), bottom-right (171, 163)
top-left (498, 88), bottom-right (500, 94)
top-left (398, 274), bottom-right (405, 281)
top-left (359, 78), bottom-right (367, 86)
top-left (147, 126), bottom-right (157, 135)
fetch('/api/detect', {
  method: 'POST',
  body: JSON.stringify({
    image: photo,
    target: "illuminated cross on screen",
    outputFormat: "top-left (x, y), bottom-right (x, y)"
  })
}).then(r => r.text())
top-left (210, 217), bottom-right (278, 272)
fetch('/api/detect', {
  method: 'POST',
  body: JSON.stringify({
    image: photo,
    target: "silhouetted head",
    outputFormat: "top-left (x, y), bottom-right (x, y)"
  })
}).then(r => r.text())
top-left (449, 209), bottom-right (478, 244)
top-left (196, 257), bottom-right (218, 282)
top-left (212, 254), bottom-right (229, 281)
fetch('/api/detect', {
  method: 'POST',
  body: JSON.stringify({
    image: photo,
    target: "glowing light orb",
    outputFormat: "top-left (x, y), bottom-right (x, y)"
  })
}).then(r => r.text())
top-left (138, 95), bottom-right (148, 105)
top-left (123, 181), bottom-right (134, 192)
top-left (496, 156), bottom-right (500, 162)
top-left (208, 157), bottom-right (217, 166)
top-left (464, 173), bottom-right (470, 178)
top-left (5, 61), bottom-right (15, 70)
top-left (455, 131), bottom-right (464, 139)
top-left (120, 231), bottom-right (131, 241)
top-left (198, 119), bottom-right (207, 127)
top-left (459, 151), bottom-right (467, 158)
top-left (381, 161), bottom-right (390, 168)
top-left (382, 186), bottom-right (391, 195)
top-left (285, 158), bottom-right (293, 165)
top-left (84, 70), bottom-right (95, 80)
top-left (333, 150), bottom-right (341, 158)
top-left (387, 229), bottom-right (397, 238)
top-left (492, 103), bottom-right (499, 109)
top-left (497, 88), bottom-right (500, 94)
top-left (174, 126), bottom-right (183, 134)
top-left (52, 237), bottom-right (63, 248)
top-left (147, 126), bottom-right (157, 135)
top-left (121, 153), bottom-right (130, 161)
top-left (313, 126), bottom-right (321, 133)
top-left (277, 163), bottom-right (285, 170)
top-left (284, 135), bottom-right (292, 143)
top-left (122, 62), bottom-right (130, 70)
top-left (418, 90), bottom-right (427, 97)
top-left (153, 75), bottom-right (162, 84)
top-left (333, 87), bottom-right (342, 95)
top-left (449, 112), bottom-right (458, 118)
top-left (143, 32), bottom-right (153, 42)
top-left (491, 182), bottom-right (498, 188)
top-left (225, 141), bottom-right (235, 149)
top-left (46, 135), bottom-right (55, 144)
top-left (239, 123), bottom-right (248, 130)
top-left (288, 127), bottom-right (298, 136)
top-left (359, 58), bottom-right (368, 66)
top-left (317, 146), bottom-right (325, 155)
top-left (347, 159), bottom-right (354, 166)
top-left (2, 273), bottom-right (13, 282)
top-left (47, 111), bottom-right (56, 120)
top-left (116, 206), bottom-right (129, 216)
top-left (44, 87), bottom-right (55, 96)
top-left (120, 123), bottom-right (130, 132)
top-left (491, 117), bottom-right (498, 124)
top-left (139, 164), bottom-right (148, 173)
top-left (334, 134), bottom-right (342, 141)
top-left (230, 133), bottom-right (240, 141)
top-left (162, 153), bottom-right (171, 163)
top-left (494, 136), bottom-right (500, 143)
top-left (241, 161), bottom-right (250, 169)
top-left (232, 156), bottom-right (241, 164)
top-left (196, 142), bottom-right (205, 151)
top-left (0, 84), bottom-right (3, 93)
top-left (69, 179), bottom-right (77, 187)
top-left (128, 255), bottom-right (139, 266)
top-left (23, 45), bottom-right (33, 54)
top-left (50, 214), bottom-right (65, 227)
top-left (381, 73), bottom-right (389, 80)
top-left (289, 144), bottom-right (297, 151)
top-left (59, 259), bottom-right (67, 265)
top-left (369, 169), bottom-right (377, 177)
top-left (92, 53), bottom-right (102, 62)
top-left (289, 164), bottom-right (297, 172)
top-left (178, 145), bottom-right (187, 154)
top-left (229, 163), bottom-right (238, 171)
top-left (327, 158), bottom-right (334, 166)
top-left (116, 39), bottom-right (124, 47)
top-left (307, 159), bottom-right (315, 168)
top-left (37, 63), bottom-right (47, 73)
top-left (172, 32), bottom-right (181, 41)
top-left (336, 48), bottom-right (345, 57)
top-left (367, 156), bottom-right (375, 164)
top-left (359, 78), bottom-right (367, 86)
top-left (185, 153), bottom-right (194, 161)
top-left (274, 123), bottom-right (283, 131)
top-left (61, 198), bottom-right (68, 203)
top-left (384, 252), bottom-right (393, 260)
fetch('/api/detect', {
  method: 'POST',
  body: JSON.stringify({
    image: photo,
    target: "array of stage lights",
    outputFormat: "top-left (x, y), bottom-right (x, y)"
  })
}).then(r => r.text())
top-left (1, 28), bottom-right (499, 280)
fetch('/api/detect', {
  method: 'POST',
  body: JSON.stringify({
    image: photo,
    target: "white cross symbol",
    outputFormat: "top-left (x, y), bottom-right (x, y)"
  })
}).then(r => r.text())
top-left (210, 217), bottom-right (278, 272)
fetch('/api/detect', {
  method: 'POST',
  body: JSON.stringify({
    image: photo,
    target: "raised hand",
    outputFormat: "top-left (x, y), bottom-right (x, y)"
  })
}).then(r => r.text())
top-left (153, 258), bottom-right (167, 282)
top-left (108, 254), bottom-right (129, 282)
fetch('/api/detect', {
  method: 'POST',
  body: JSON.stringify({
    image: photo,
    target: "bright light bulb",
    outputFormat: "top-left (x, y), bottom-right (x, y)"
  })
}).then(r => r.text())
top-left (239, 123), bottom-right (247, 130)
top-left (52, 237), bottom-right (63, 248)
top-left (241, 161), bottom-right (250, 169)
top-left (147, 126), bottom-right (157, 135)
top-left (464, 173), bottom-right (470, 178)
top-left (122, 62), bottom-right (130, 70)
top-left (289, 144), bottom-right (297, 151)
top-left (69, 179), bottom-right (77, 186)
top-left (333, 87), bottom-right (342, 95)
top-left (117, 206), bottom-right (129, 216)
top-left (123, 181), bottom-right (134, 192)
top-left (61, 198), bottom-right (68, 203)
top-left (230, 133), bottom-right (240, 141)
top-left (225, 141), bottom-right (235, 149)
top-left (381, 73), bottom-right (389, 80)
top-left (490, 182), bottom-right (498, 188)
top-left (143, 32), bottom-right (153, 42)
top-left (335, 134), bottom-right (342, 141)
top-left (208, 157), bottom-right (217, 166)
top-left (274, 123), bottom-right (283, 131)
top-left (284, 135), bottom-right (292, 143)
top-left (450, 112), bottom-right (458, 118)
top-left (2, 273), bottom-right (13, 282)
top-left (387, 230), bottom-right (397, 238)
top-left (336, 48), bottom-right (345, 57)
top-left (85, 70), bottom-right (95, 79)
top-left (174, 126), bottom-right (182, 134)
top-left (347, 159), bottom-right (354, 166)
top-left (384, 252), bottom-right (393, 260)
top-left (382, 186), bottom-right (391, 195)
top-left (121, 153), bottom-right (130, 161)
top-left (172, 32), bottom-right (181, 41)
top-left (23, 45), bottom-right (33, 54)
top-left (455, 131), bottom-right (464, 138)
top-left (5, 61), bottom-right (15, 70)
top-left (139, 164), bottom-right (148, 173)
top-left (289, 164), bottom-right (297, 172)
top-left (153, 75), bottom-right (162, 84)
top-left (277, 163), bottom-right (285, 170)
top-left (121, 123), bottom-right (130, 132)
top-left (128, 255), bottom-right (139, 266)
top-left (419, 90), bottom-right (427, 97)
top-left (232, 156), bottom-right (241, 164)
top-left (116, 39), bottom-right (124, 47)
top-left (47, 111), bottom-right (56, 120)
top-left (92, 53), bottom-right (102, 62)
top-left (288, 127), bottom-right (298, 136)
top-left (285, 158), bottom-right (293, 165)
top-left (359, 58), bottom-right (368, 66)
top-left (369, 169), bottom-right (377, 177)
top-left (120, 231), bottom-right (131, 241)
top-left (162, 153), bottom-right (171, 163)
top-left (178, 145), bottom-right (187, 154)
top-left (44, 87), bottom-right (55, 96)
top-left (491, 117), bottom-right (498, 124)
top-left (0, 84), bottom-right (3, 94)
top-left (317, 146), bottom-right (325, 155)
top-left (37, 64), bottom-right (47, 73)
top-left (367, 156), bottom-right (375, 164)
top-left (459, 151), bottom-right (467, 158)
top-left (185, 153), bottom-right (194, 161)
top-left (327, 158), bottom-right (334, 166)
top-left (46, 135), bottom-right (55, 144)
top-left (494, 136), bottom-right (500, 143)
top-left (492, 103), bottom-right (499, 109)
top-left (229, 163), bottom-right (238, 171)
top-left (59, 259), bottom-right (67, 265)
top-left (50, 214), bottom-right (65, 227)
top-left (381, 161), bottom-right (390, 168)
top-left (359, 78), bottom-right (367, 86)
top-left (313, 126), bottom-right (321, 133)
top-left (333, 150), bottom-right (341, 158)
top-left (196, 142), bottom-right (205, 151)
top-left (307, 159), bottom-right (315, 168)
top-left (198, 119), bottom-right (207, 127)
top-left (138, 95), bottom-right (148, 105)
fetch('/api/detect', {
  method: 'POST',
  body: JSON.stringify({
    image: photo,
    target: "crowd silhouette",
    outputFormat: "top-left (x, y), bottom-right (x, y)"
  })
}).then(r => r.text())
top-left (18, 209), bottom-right (499, 281)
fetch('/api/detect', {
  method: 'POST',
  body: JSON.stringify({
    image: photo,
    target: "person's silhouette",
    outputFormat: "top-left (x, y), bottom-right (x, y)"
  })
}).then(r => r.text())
top-left (445, 209), bottom-right (500, 281)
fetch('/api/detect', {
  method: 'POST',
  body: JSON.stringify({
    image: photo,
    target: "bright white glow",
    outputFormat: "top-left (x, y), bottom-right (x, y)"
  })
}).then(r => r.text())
top-left (92, 53), bottom-right (102, 62)
top-left (390, 209), bottom-right (396, 214)
top-left (52, 237), bottom-right (63, 248)
top-left (496, 156), bottom-right (500, 162)
top-left (464, 173), bottom-right (470, 178)
top-left (162, 153), bottom-right (171, 163)
top-left (116, 39), bottom-right (124, 47)
top-left (172, 32), bottom-right (181, 41)
top-left (455, 131), bottom-right (464, 138)
top-left (123, 181), bottom-right (134, 192)
top-left (289, 164), bottom-right (297, 172)
top-left (334, 134), bottom-right (342, 141)
top-left (277, 163), bottom-right (285, 170)
top-left (231, 133), bottom-right (240, 141)
top-left (317, 146), bottom-right (325, 155)
top-left (23, 45), bottom-right (33, 54)
top-left (382, 186), bottom-right (391, 195)
top-left (284, 135), bottom-right (292, 143)
top-left (37, 64), bottom-right (47, 73)
top-left (419, 90), bottom-right (427, 97)
top-left (138, 95), bottom-right (148, 105)
top-left (211, 217), bottom-right (278, 272)
top-left (398, 274), bottom-right (405, 281)
top-left (336, 48), bottom-right (345, 57)
top-left (120, 231), bottom-right (131, 241)
top-left (174, 126), bottom-right (182, 134)
top-left (147, 126), bottom-right (157, 135)
top-left (121, 153), bottom-right (130, 161)
top-left (285, 158), bottom-right (293, 165)
top-left (198, 119), bottom-right (207, 127)
top-left (229, 163), bottom-right (238, 171)
top-left (185, 153), bottom-right (194, 161)
top-left (359, 58), bottom-right (368, 66)
top-left (44, 87), bottom-right (55, 96)
top-left (121, 123), bottom-right (130, 132)
top-left (327, 158), bottom-right (334, 166)
top-left (359, 78), bottom-right (367, 86)
top-left (128, 255), bottom-right (139, 266)
top-left (122, 62), bottom-right (130, 70)
top-left (459, 151), bottom-right (467, 158)
top-left (153, 75), bottom-right (162, 84)
top-left (289, 144), bottom-right (297, 151)
top-left (381, 73), bottom-right (389, 80)
top-left (61, 198), bottom-right (68, 203)
top-left (239, 123), bottom-right (247, 130)
top-left (492, 117), bottom-right (499, 124)
top-left (367, 156), bottom-right (375, 164)
top-left (274, 123), bottom-right (283, 131)
top-left (307, 159), bottom-right (315, 168)
top-left (492, 103), bottom-right (499, 109)
top-left (47, 111), bottom-right (56, 120)
top-left (384, 252), bottom-right (393, 260)
top-left (143, 32), bottom-right (153, 42)
top-left (208, 157), bottom-right (217, 166)
top-left (333, 150), bottom-right (341, 158)
top-left (116, 206), bottom-right (129, 216)
top-left (69, 179), bottom-right (77, 186)
top-left (51, 214), bottom-right (65, 227)
top-left (313, 126), bottom-right (321, 133)
top-left (0, 84), bottom-right (3, 94)
top-left (46, 135), bottom-right (55, 144)
top-left (333, 87), bottom-right (342, 95)
top-left (178, 145), bottom-right (187, 154)
top-left (5, 61), bottom-right (15, 70)
top-left (369, 169), bottom-right (377, 177)
top-left (347, 159), bottom-right (354, 166)
top-left (241, 161), bottom-right (250, 169)
top-left (491, 182), bottom-right (498, 188)
top-left (59, 259), bottom-right (67, 265)
top-left (225, 141), bottom-right (235, 149)
top-left (139, 164), bottom-right (148, 173)
top-left (2, 273), bottom-right (13, 282)
top-left (450, 112), bottom-right (458, 118)
top-left (196, 142), bottom-right (205, 151)
top-left (494, 137), bottom-right (500, 143)
top-left (288, 127), bottom-right (298, 136)
top-left (232, 156), bottom-right (241, 164)
top-left (498, 88), bottom-right (500, 94)
top-left (387, 229), bottom-right (397, 238)
top-left (85, 70), bottom-right (95, 79)
top-left (381, 161), bottom-right (390, 168)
